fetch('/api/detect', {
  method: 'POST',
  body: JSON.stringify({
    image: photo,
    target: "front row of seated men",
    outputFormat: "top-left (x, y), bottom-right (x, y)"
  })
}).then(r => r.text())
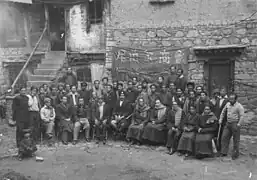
top-left (40, 91), bottom-right (241, 160)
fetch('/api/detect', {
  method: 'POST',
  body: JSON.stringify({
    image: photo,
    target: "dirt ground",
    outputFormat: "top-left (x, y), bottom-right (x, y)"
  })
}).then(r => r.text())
top-left (0, 123), bottom-right (257, 180)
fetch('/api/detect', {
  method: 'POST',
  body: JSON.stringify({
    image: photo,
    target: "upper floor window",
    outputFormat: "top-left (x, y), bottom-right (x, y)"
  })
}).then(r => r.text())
top-left (88, 0), bottom-right (104, 24)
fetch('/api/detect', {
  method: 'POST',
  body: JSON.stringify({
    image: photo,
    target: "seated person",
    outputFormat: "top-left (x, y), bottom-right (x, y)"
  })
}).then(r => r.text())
top-left (195, 105), bottom-right (218, 159)
top-left (142, 99), bottom-right (167, 144)
top-left (56, 96), bottom-right (76, 145)
top-left (18, 129), bottom-right (37, 161)
top-left (126, 97), bottom-right (150, 145)
top-left (177, 105), bottom-right (199, 158)
top-left (93, 96), bottom-right (110, 144)
top-left (111, 91), bottom-right (132, 134)
top-left (166, 101), bottom-right (185, 155)
top-left (73, 97), bottom-right (91, 145)
top-left (40, 97), bottom-right (56, 143)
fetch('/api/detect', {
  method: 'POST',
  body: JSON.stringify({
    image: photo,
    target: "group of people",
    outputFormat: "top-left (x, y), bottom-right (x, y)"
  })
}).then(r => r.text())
top-left (12, 66), bottom-right (245, 161)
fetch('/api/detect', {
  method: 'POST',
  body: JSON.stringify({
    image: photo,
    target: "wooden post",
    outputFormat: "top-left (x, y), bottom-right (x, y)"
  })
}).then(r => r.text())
top-left (44, 4), bottom-right (50, 51)
top-left (23, 7), bottom-right (32, 50)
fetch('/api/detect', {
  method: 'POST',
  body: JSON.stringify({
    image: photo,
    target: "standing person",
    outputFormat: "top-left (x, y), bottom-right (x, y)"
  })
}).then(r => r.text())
top-left (93, 96), bottom-right (110, 144)
top-left (78, 82), bottom-right (91, 105)
top-left (56, 96), bottom-right (76, 145)
top-left (183, 90), bottom-right (197, 115)
top-left (166, 101), bottom-right (185, 155)
top-left (184, 82), bottom-right (195, 97)
top-left (214, 87), bottom-right (228, 152)
top-left (27, 86), bottom-right (41, 142)
top-left (196, 91), bottom-right (211, 115)
top-left (195, 105), bottom-right (218, 159)
top-left (174, 68), bottom-right (187, 92)
top-left (132, 77), bottom-right (139, 90)
top-left (101, 77), bottom-right (109, 95)
top-left (65, 84), bottom-right (71, 95)
top-left (195, 86), bottom-right (203, 100)
top-left (126, 81), bottom-right (137, 107)
top-left (38, 86), bottom-right (46, 108)
top-left (40, 97), bottom-right (56, 144)
top-left (63, 67), bottom-right (77, 86)
top-left (73, 98), bottom-right (91, 144)
top-left (156, 76), bottom-right (165, 93)
top-left (177, 106), bottom-right (199, 158)
top-left (92, 80), bottom-right (104, 98)
top-left (136, 84), bottom-right (149, 106)
top-left (219, 94), bottom-right (244, 160)
top-left (104, 84), bottom-right (117, 115)
top-left (210, 89), bottom-right (220, 108)
top-left (126, 97), bottom-right (150, 145)
top-left (49, 86), bottom-right (58, 108)
top-left (173, 88), bottom-right (186, 108)
top-left (12, 87), bottom-right (29, 148)
top-left (68, 85), bottom-right (79, 107)
top-left (148, 84), bottom-right (160, 109)
top-left (159, 84), bottom-right (169, 107)
top-left (166, 65), bottom-right (177, 86)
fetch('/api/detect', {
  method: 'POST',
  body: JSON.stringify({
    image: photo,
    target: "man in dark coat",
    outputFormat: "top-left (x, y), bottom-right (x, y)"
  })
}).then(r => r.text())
top-left (126, 81), bottom-right (137, 107)
top-left (78, 82), bottom-right (91, 105)
top-left (63, 67), bottom-right (77, 86)
top-left (12, 87), bottom-right (29, 148)
top-left (56, 96), bottom-right (76, 145)
top-left (111, 91), bottom-right (133, 134)
top-left (166, 65), bottom-right (177, 86)
top-left (104, 84), bottom-right (117, 115)
top-left (174, 68), bottom-right (187, 92)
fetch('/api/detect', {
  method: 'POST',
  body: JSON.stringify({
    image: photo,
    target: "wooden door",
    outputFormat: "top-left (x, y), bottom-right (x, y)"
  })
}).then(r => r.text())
top-left (208, 60), bottom-right (233, 95)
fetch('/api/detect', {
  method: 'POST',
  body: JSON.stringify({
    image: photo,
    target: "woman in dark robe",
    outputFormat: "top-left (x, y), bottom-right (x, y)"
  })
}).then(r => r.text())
top-left (177, 105), bottom-right (199, 157)
top-left (12, 87), bottom-right (29, 148)
top-left (142, 99), bottom-right (167, 144)
top-left (126, 97), bottom-right (150, 145)
top-left (195, 105), bottom-right (218, 159)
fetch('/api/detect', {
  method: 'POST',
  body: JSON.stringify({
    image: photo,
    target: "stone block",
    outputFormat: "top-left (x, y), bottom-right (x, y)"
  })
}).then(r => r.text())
top-left (235, 74), bottom-right (252, 80)
top-left (183, 40), bottom-right (193, 47)
top-left (175, 31), bottom-right (184, 38)
top-left (241, 38), bottom-right (250, 44)
top-left (161, 40), bottom-right (172, 47)
top-left (193, 38), bottom-right (203, 45)
top-left (142, 41), bottom-right (157, 48)
top-left (206, 39), bottom-right (216, 46)
top-left (229, 36), bottom-right (240, 44)
top-left (218, 38), bottom-right (229, 45)
top-left (186, 30), bottom-right (199, 38)
top-left (251, 39), bottom-right (257, 46)
top-left (236, 28), bottom-right (247, 35)
top-left (157, 29), bottom-right (170, 37)
top-left (222, 28), bottom-right (233, 35)
top-left (147, 31), bottom-right (157, 38)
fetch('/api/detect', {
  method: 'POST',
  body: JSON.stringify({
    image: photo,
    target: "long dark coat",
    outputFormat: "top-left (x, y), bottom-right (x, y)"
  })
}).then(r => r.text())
top-left (126, 106), bottom-right (150, 142)
top-left (142, 107), bottom-right (167, 144)
top-left (177, 113), bottom-right (199, 153)
top-left (12, 94), bottom-right (29, 147)
top-left (56, 103), bottom-right (76, 133)
top-left (195, 113), bottom-right (218, 156)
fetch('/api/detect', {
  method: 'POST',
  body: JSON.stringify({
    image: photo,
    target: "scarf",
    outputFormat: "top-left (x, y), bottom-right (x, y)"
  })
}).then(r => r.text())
top-left (136, 104), bottom-right (150, 118)
top-left (155, 103), bottom-right (166, 120)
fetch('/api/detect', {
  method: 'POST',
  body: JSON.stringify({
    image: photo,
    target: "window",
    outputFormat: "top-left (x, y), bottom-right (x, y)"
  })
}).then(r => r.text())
top-left (88, 0), bottom-right (104, 24)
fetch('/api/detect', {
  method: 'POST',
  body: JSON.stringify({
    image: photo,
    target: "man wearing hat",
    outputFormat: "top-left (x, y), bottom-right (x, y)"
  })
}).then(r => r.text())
top-left (40, 97), bottom-right (56, 142)
top-left (111, 91), bottom-right (133, 135)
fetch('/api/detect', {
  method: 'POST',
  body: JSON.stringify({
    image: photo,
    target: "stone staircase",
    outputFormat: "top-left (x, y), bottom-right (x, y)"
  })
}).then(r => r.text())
top-left (27, 51), bottom-right (66, 87)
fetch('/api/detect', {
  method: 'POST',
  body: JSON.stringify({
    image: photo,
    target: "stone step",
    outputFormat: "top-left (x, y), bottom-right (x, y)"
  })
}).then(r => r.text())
top-left (34, 68), bottom-right (59, 75)
top-left (28, 75), bottom-right (55, 81)
top-left (41, 59), bottom-right (64, 64)
top-left (27, 81), bottom-right (52, 87)
top-left (37, 63), bottom-right (62, 69)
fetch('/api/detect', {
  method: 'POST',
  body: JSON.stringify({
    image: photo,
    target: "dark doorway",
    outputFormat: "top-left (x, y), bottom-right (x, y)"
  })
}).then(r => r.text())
top-left (48, 5), bottom-right (65, 51)
top-left (208, 59), bottom-right (234, 95)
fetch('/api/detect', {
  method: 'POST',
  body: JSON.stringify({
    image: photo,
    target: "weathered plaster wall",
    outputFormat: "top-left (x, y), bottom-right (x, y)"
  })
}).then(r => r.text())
top-left (110, 0), bottom-right (257, 28)
top-left (0, 4), bottom-right (47, 94)
top-left (66, 4), bottom-right (105, 52)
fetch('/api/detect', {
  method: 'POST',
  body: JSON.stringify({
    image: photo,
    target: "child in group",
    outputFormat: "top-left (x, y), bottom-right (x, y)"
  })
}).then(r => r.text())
top-left (18, 129), bottom-right (37, 161)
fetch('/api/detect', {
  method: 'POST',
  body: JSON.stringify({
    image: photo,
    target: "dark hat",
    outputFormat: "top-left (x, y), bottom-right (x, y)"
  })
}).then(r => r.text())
top-left (81, 82), bottom-right (87, 86)
top-left (187, 82), bottom-right (195, 87)
top-left (22, 129), bottom-right (31, 133)
top-left (44, 97), bottom-right (51, 103)
top-left (213, 88), bottom-right (220, 95)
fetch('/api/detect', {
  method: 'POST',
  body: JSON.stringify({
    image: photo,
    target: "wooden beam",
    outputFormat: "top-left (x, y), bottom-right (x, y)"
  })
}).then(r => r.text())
top-left (23, 7), bottom-right (32, 50)
top-left (44, 4), bottom-right (50, 51)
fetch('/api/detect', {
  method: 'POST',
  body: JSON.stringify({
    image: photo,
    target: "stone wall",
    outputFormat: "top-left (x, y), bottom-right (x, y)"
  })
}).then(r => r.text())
top-left (66, 4), bottom-right (105, 52)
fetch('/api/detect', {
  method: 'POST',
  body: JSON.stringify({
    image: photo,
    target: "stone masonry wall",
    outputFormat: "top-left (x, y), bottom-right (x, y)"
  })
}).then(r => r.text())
top-left (105, 0), bottom-right (257, 135)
